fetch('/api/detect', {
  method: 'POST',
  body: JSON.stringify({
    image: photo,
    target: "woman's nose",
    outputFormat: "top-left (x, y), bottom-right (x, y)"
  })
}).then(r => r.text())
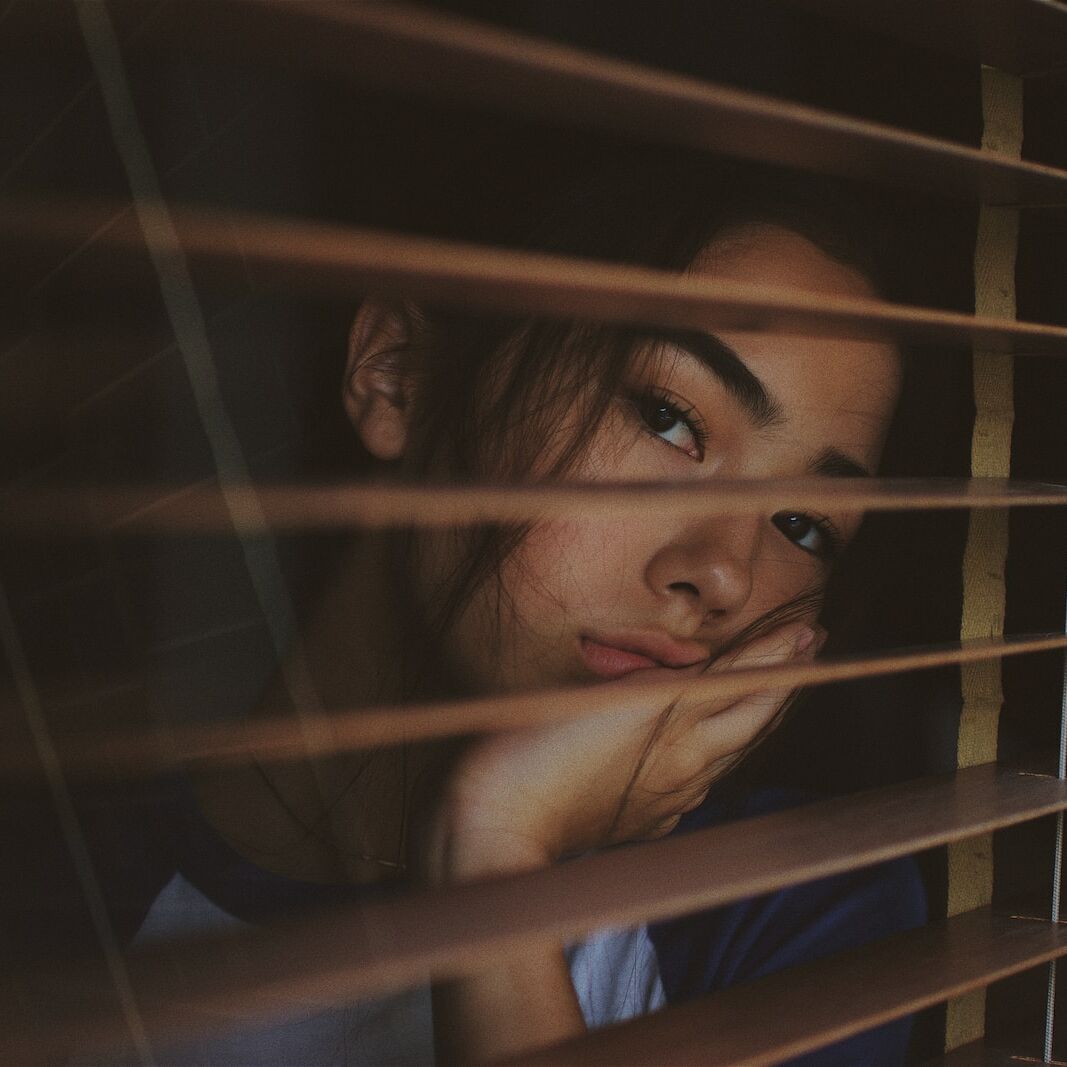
top-left (644, 515), bottom-right (759, 622)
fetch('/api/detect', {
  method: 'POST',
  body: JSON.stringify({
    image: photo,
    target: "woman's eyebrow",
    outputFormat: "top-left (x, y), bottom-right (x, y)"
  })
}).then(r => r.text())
top-left (650, 329), bottom-right (872, 479)
top-left (811, 447), bottom-right (872, 479)
top-left (658, 329), bottom-right (784, 429)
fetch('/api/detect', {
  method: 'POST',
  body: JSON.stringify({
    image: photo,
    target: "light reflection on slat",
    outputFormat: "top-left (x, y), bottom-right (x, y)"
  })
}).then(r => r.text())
top-left (927, 1039), bottom-right (1042, 1065)
top-left (502, 909), bottom-right (1067, 1067)
top-left (159, 1), bottom-right (1067, 205)
top-left (4, 479), bottom-right (1067, 537)
top-left (4, 769), bottom-right (1066, 1063)
top-left (8, 633), bottom-right (1067, 777)
top-left (7, 200), bottom-right (1067, 354)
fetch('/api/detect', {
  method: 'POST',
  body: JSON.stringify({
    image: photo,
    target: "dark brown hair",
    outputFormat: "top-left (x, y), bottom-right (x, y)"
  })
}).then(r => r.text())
top-left (377, 153), bottom-right (904, 686)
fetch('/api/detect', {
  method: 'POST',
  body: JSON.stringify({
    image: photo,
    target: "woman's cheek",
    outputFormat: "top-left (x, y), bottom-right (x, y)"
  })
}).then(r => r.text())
top-left (749, 535), bottom-right (826, 615)
top-left (580, 405), bottom-right (707, 484)
top-left (504, 518), bottom-right (653, 624)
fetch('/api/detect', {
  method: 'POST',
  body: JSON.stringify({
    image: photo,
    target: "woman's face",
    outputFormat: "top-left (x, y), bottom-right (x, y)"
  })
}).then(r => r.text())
top-left (350, 225), bottom-right (902, 695)
top-left (433, 227), bottom-right (900, 694)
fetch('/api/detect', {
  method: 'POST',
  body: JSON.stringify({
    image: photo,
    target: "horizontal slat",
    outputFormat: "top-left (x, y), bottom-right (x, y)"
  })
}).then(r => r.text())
top-left (503, 909), bottom-right (1067, 1067)
top-left (5, 767), bottom-right (1066, 1062)
top-left (14, 633), bottom-right (1067, 776)
top-left (157, 1), bottom-right (1067, 205)
top-left (5, 479), bottom-right (1067, 537)
top-left (7, 200), bottom-right (1067, 356)
top-left (788, 0), bottom-right (1067, 77)
top-left (925, 1038), bottom-right (1041, 1064)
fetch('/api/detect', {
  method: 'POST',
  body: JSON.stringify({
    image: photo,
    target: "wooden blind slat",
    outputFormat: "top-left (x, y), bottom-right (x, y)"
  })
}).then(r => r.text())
top-left (5, 2), bottom-right (1062, 1062)
top-left (8, 201), bottom-right (1067, 355)
top-left (10, 634), bottom-right (1067, 776)
top-left (5, 767), bottom-right (1066, 1062)
top-left (5, 479), bottom-right (1067, 538)
top-left (787, 0), bottom-right (1067, 77)
top-left (154, 1), bottom-right (1067, 205)
top-left (925, 1038), bottom-right (1033, 1065)
top-left (501, 910), bottom-right (1067, 1067)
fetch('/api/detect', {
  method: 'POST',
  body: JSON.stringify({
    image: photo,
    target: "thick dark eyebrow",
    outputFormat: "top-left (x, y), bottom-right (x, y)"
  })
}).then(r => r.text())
top-left (655, 329), bottom-right (784, 430)
top-left (811, 447), bottom-right (872, 480)
top-left (647, 329), bottom-right (872, 479)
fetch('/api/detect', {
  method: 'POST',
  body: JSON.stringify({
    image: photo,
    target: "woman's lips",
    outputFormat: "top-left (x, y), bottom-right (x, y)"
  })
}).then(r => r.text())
top-left (581, 639), bottom-right (659, 678)
top-left (579, 633), bottom-right (707, 680)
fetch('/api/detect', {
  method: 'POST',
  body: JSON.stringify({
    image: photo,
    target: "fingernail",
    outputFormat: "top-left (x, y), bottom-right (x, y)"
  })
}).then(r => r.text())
top-left (793, 626), bottom-right (816, 654)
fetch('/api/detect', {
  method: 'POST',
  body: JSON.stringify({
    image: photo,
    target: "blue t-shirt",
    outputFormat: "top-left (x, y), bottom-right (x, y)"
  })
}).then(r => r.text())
top-left (111, 783), bottom-right (926, 1065)
top-left (646, 788), bottom-right (927, 1065)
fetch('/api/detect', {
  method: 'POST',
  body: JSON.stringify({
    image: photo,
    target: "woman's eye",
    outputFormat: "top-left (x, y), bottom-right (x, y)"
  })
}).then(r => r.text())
top-left (771, 511), bottom-right (842, 561)
top-left (631, 392), bottom-right (706, 460)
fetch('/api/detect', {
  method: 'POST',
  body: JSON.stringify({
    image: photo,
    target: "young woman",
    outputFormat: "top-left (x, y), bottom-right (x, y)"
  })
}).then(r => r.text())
top-left (134, 160), bottom-right (927, 1065)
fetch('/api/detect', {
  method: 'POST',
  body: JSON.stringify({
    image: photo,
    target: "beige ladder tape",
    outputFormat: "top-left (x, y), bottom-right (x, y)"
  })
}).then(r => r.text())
top-left (944, 66), bottom-right (1022, 1052)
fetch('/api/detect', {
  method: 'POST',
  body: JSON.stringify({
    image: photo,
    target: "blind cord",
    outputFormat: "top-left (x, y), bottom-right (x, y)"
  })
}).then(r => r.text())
top-left (1045, 584), bottom-right (1067, 1062)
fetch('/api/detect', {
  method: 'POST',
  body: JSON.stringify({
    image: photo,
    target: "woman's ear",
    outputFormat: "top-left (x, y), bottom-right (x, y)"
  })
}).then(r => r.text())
top-left (344, 302), bottom-right (413, 461)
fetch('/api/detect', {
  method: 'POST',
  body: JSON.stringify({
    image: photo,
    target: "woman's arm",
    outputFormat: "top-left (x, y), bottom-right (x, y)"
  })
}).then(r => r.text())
top-left (428, 832), bottom-right (582, 1064)
top-left (423, 621), bottom-right (820, 1063)
top-left (433, 949), bottom-right (583, 1065)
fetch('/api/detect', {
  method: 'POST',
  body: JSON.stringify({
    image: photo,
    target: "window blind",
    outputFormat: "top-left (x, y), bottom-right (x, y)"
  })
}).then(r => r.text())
top-left (1, 1), bottom-right (1065, 1064)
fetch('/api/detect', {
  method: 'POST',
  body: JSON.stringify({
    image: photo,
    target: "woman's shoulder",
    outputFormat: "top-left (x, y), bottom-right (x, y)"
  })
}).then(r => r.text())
top-left (119, 790), bottom-right (434, 1067)
top-left (569, 785), bottom-right (925, 1063)
top-left (652, 785), bottom-right (926, 1064)
top-left (652, 785), bottom-right (926, 989)
top-left (146, 773), bottom-right (390, 928)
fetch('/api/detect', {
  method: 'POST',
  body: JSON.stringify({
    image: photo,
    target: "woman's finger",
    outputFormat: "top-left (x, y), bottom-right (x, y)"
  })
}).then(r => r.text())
top-left (694, 683), bottom-right (795, 754)
top-left (692, 623), bottom-right (825, 748)
top-left (710, 620), bottom-right (818, 674)
top-left (658, 621), bottom-right (818, 727)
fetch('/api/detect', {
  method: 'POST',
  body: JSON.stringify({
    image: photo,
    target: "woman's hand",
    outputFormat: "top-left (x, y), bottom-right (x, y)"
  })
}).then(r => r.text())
top-left (426, 620), bottom-right (821, 884)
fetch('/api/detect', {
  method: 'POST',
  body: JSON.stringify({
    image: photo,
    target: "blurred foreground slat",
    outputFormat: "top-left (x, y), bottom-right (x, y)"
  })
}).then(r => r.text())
top-left (156, 1), bottom-right (1067, 204)
top-left (4, 766), bottom-right (1066, 1062)
top-left (6, 200), bottom-right (1067, 354)
top-left (5, 633), bottom-right (1064, 776)
top-left (4, 479), bottom-right (1067, 537)
top-left (502, 909), bottom-right (1067, 1067)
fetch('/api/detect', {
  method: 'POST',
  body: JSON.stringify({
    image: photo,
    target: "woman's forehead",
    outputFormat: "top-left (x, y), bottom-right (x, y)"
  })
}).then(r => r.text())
top-left (692, 223), bottom-right (881, 301)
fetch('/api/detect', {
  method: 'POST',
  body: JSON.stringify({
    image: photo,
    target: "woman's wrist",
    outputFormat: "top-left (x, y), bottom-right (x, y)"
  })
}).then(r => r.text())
top-left (440, 829), bottom-right (552, 883)
top-left (424, 792), bottom-right (555, 885)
